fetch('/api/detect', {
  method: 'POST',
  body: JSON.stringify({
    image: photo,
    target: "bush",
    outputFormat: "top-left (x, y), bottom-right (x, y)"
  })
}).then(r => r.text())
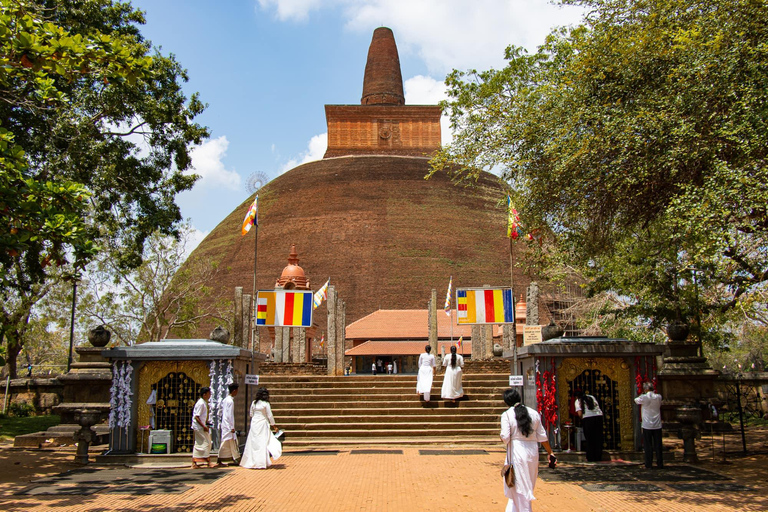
top-left (8, 400), bottom-right (35, 417)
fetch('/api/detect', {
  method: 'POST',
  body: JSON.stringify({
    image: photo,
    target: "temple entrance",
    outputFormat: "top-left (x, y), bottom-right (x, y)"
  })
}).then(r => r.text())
top-left (152, 371), bottom-right (203, 453)
top-left (568, 369), bottom-right (621, 450)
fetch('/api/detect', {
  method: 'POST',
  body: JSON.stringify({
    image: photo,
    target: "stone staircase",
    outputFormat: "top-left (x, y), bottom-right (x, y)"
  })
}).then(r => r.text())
top-left (260, 373), bottom-right (510, 447)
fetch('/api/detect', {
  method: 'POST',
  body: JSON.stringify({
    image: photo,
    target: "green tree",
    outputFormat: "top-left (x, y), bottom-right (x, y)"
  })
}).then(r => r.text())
top-left (432, 0), bottom-right (768, 339)
top-left (1, 1), bottom-right (208, 376)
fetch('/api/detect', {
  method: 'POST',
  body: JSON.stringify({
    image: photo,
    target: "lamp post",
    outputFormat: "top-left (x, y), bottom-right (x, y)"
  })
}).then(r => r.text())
top-left (66, 272), bottom-right (81, 373)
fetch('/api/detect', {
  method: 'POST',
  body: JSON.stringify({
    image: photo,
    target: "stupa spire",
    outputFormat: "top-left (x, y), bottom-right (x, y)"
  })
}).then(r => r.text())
top-left (361, 27), bottom-right (405, 106)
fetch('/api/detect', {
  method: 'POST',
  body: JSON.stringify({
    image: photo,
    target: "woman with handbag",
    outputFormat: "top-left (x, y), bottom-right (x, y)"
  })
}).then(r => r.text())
top-left (500, 389), bottom-right (555, 512)
top-left (240, 387), bottom-right (282, 469)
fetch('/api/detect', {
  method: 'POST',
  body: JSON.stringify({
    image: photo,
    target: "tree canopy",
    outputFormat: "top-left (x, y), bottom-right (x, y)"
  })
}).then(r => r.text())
top-left (1, 0), bottom-right (208, 375)
top-left (432, 0), bottom-right (768, 334)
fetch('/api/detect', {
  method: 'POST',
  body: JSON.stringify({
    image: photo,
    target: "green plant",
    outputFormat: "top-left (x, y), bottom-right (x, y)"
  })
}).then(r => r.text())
top-left (8, 400), bottom-right (35, 418)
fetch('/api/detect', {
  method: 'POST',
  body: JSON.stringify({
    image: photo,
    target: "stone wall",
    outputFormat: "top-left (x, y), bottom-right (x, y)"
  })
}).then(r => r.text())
top-left (462, 359), bottom-right (511, 375)
top-left (0, 378), bottom-right (63, 415)
top-left (260, 362), bottom-right (327, 376)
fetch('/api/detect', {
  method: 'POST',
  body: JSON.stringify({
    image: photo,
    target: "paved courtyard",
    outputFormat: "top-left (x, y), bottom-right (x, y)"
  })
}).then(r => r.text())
top-left (0, 437), bottom-right (766, 512)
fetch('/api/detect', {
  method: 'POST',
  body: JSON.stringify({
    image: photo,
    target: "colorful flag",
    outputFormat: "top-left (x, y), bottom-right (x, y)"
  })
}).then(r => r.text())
top-left (319, 333), bottom-right (325, 348)
top-left (507, 195), bottom-right (524, 240)
top-left (241, 195), bottom-right (259, 235)
top-left (443, 276), bottom-right (452, 316)
top-left (313, 278), bottom-right (330, 309)
top-left (456, 335), bottom-right (463, 349)
top-left (456, 287), bottom-right (515, 325)
top-left (256, 290), bottom-right (313, 327)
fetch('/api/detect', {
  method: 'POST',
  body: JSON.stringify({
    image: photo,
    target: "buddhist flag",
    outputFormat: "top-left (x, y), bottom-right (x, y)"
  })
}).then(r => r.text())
top-left (319, 333), bottom-right (325, 348)
top-left (456, 287), bottom-right (515, 325)
top-left (241, 195), bottom-right (258, 235)
top-left (507, 195), bottom-right (523, 240)
top-left (256, 290), bottom-right (313, 327)
top-left (443, 276), bottom-right (452, 316)
top-left (456, 336), bottom-right (463, 349)
top-left (313, 278), bottom-right (330, 309)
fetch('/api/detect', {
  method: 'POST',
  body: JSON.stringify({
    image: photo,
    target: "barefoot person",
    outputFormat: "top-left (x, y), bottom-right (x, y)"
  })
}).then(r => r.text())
top-left (191, 387), bottom-right (214, 468)
top-left (240, 387), bottom-right (282, 469)
top-left (217, 383), bottom-right (240, 466)
top-left (416, 345), bottom-right (436, 402)
top-left (441, 345), bottom-right (464, 401)
top-left (501, 388), bottom-right (556, 512)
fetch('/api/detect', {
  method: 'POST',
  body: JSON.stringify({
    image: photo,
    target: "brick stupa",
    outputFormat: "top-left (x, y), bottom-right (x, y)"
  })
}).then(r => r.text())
top-left (177, 27), bottom-right (531, 351)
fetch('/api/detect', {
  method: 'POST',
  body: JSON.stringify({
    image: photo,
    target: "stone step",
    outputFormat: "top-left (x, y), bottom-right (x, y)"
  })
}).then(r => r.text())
top-left (278, 414), bottom-right (500, 424)
top-left (284, 427), bottom-right (499, 438)
top-left (264, 387), bottom-right (508, 397)
top-left (288, 421), bottom-right (497, 431)
top-left (260, 375), bottom-right (510, 384)
top-left (269, 392), bottom-right (504, 402)
top-left (282, 436), bottom-right (500, 447)
top-left (270, 399), bottom-right (505, 409)
top-left (270, 407), bottom-right (506, 416)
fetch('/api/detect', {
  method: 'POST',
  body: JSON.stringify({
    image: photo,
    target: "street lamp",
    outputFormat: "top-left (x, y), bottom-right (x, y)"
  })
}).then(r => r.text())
top-left (65, 272), bottom-right (81, 373)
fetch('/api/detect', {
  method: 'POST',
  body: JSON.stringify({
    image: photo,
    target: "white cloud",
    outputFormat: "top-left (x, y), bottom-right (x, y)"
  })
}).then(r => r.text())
top-left (188, 136), bottom-right (241, 190)
top-left (183, 225), bottom-right (210, 258)
top-left (279, 132), bottom-right (328, 173)
top-left (256, 0), bottom-right (585, 73)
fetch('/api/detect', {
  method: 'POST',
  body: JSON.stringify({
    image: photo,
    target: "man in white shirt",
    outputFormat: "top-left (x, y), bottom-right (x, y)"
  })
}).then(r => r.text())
top-left (191, 387), bottom-right (213, 468)
top-left (634, 382), bottom-right (664, 468)
top-left (217, 383), bottom-right (240, 466)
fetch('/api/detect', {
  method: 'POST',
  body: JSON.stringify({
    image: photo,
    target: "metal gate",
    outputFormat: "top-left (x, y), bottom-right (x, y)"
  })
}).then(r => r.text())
top-left (568, 369), bottom-right (622, 450)
top-left (153, 372), bottom-right (203, 453)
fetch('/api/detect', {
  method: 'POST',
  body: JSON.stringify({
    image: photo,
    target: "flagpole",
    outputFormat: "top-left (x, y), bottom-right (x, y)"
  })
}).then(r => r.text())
top-left (251, 223), bottom-right (258, 353)
top-left (509, 236), bottom-right (518, 387)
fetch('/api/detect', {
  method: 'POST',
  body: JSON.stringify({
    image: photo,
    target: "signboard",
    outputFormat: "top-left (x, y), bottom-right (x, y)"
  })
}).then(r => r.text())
top-left (244, 374), bottom-right (259, 386)
top-left (456, 287), bottom-right (515, 325)
top-left (523, 325), bottom-right (542, 346)
top-left (256, 290), bottom-right (313, 327)
top-left (509, 375), bottom-right (524, 387)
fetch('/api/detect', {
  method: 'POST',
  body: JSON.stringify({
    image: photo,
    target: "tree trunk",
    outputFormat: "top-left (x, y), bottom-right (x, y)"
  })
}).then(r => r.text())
top-left (5, 337), bottom-right (21, 379)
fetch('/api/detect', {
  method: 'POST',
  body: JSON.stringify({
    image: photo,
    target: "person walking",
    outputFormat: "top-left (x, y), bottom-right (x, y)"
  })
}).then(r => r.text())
top-left (372, 361), bottom-right (377, 375)
top-left (191, 387), bottom-right (214, 469)
top-left (574, 389), bottom-right (604, 462)
top-left (387, 362), bottom-right (393, 374)
top-left (240, 387), bottom-right (282, 469)
top-left (501, 388), bottom-right (556, 512)
top-left (440, 345), bottom-right (464, 401)
top-left (416, 345), bottom-right (436, 402)
top-left (216, 383), bottom-right (240, 467)
top-left (634, 382), bottom-right (664, 468)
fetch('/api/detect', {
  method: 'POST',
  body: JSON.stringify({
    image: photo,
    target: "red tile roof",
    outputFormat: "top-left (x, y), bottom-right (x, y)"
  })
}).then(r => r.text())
top-left (345, 309), bottom-right (503, 340)
top-left (345, 340), bottom-right (474, 356)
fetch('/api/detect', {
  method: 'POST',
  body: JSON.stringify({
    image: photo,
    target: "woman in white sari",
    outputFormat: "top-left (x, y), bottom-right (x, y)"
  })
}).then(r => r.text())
top-left (440, 345), bottom-right (464, 400)
top-left (500, 389), bottom-right (556, 512)
top-left (240, 387), bottom-right (282, 469)
top-left (416, 345), bottom-right (436, 402)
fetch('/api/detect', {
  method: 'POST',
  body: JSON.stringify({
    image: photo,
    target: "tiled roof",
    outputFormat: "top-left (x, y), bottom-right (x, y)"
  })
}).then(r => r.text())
top-left (346, 309), bottom-right (503, 340)
top-left (345, 340), bottom-right (474, 356)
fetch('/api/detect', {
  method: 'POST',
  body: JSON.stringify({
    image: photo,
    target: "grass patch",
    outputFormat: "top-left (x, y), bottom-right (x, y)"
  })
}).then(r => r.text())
top-left (0, 414), bottom-right (60, 441)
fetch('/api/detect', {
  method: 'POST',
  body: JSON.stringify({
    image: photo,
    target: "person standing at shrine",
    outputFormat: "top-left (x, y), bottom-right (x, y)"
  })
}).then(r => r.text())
top-left (416, 345), bottom-right (436, 402)
top-left (574, 389), bottom-right (604, 462)
top-left (191, 387), bottom-right (214, 468)
top-left (634, 382), bottom-right (664, 468)
top-left (217, 383), bottom-right (240, 467)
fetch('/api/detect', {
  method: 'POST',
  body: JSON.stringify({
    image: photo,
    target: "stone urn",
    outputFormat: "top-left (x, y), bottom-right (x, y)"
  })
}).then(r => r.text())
top-left (666, 320), bottom-right (690, 342)
top-left (676, 404), bottom-right (703, 463)
top-left (210, 326), bottom-right (231, 344)
top-left (492, 343), bottom-right (504, 357)
top-left (73, 408), bottom-right (104, 464)
top-left (87, 325), bottom-right (111, 347)
top-left (541, 322), bottom-right (563, 341)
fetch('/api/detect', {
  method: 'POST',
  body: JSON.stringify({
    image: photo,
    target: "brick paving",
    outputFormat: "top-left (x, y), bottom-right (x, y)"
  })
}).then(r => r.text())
top-left (0, 440), bottom-right (766, 512)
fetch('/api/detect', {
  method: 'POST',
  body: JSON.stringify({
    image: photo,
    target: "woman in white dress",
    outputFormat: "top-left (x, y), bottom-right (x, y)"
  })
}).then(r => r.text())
top-left (240, 387), bottom-right (281, 469)
top-left (441, 345), bottom-right (464, 401)
top-left (500, 389), bottom-right (556, 512)
top-left (416, 345), bottom-right (436, 402)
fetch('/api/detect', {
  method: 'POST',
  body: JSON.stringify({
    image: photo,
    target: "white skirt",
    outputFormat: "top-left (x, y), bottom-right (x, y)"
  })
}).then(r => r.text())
top-left (416, 366), bottom-right (433, 394)
top-left (441, 365), bottom-right (464, 399)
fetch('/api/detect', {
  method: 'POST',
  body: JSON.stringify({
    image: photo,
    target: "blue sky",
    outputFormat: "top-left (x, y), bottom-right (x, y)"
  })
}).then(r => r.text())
top-left (128, 0), bottom-right (585, 249)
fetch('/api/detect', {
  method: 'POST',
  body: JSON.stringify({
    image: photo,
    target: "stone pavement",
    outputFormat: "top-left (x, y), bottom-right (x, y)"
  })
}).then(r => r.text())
top-left (0, 442), bottom-right (766, 512)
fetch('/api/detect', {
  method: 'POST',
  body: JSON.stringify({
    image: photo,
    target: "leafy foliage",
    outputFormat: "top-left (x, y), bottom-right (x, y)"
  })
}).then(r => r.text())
top-left (1, 0), bottom-right (208, 376)
top-left (432, 0), bottom-right (768, 333)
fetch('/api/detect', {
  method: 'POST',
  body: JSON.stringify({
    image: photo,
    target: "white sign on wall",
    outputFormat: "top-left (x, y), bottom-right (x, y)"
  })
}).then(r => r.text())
top-left (244, 374), bottom-right (260, 386)
top-left (509, 375), bottom-right (524, 387)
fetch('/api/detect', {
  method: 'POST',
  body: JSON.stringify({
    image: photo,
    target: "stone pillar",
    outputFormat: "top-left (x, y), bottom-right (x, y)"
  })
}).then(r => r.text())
top-left (429, 289), bottom-right (438, 357)
top-left (503, 324), bottom-right (514, 351)
top-left (291, 327), bottom-right (300, 363)
top-left (234, 287), bottom-right (243, 347)
top-left (298, 328), bottom-right (306, 363)
top-left (274, 327), bottom-right (283, 363)
top-left (484, 325), bottom-right (493, 358)
top-left (281, 327), bottom-right (290, 363)
top-left (327, 286), bottom-right (337, 376)
top-left (526, 282), bottom-right (539, 326)
top-left (242, 293), bottom-right (252, 349)
top-left (471, 325), bottom-right (480, 359)
top-left (335, 299), bottom-right (346, 375)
